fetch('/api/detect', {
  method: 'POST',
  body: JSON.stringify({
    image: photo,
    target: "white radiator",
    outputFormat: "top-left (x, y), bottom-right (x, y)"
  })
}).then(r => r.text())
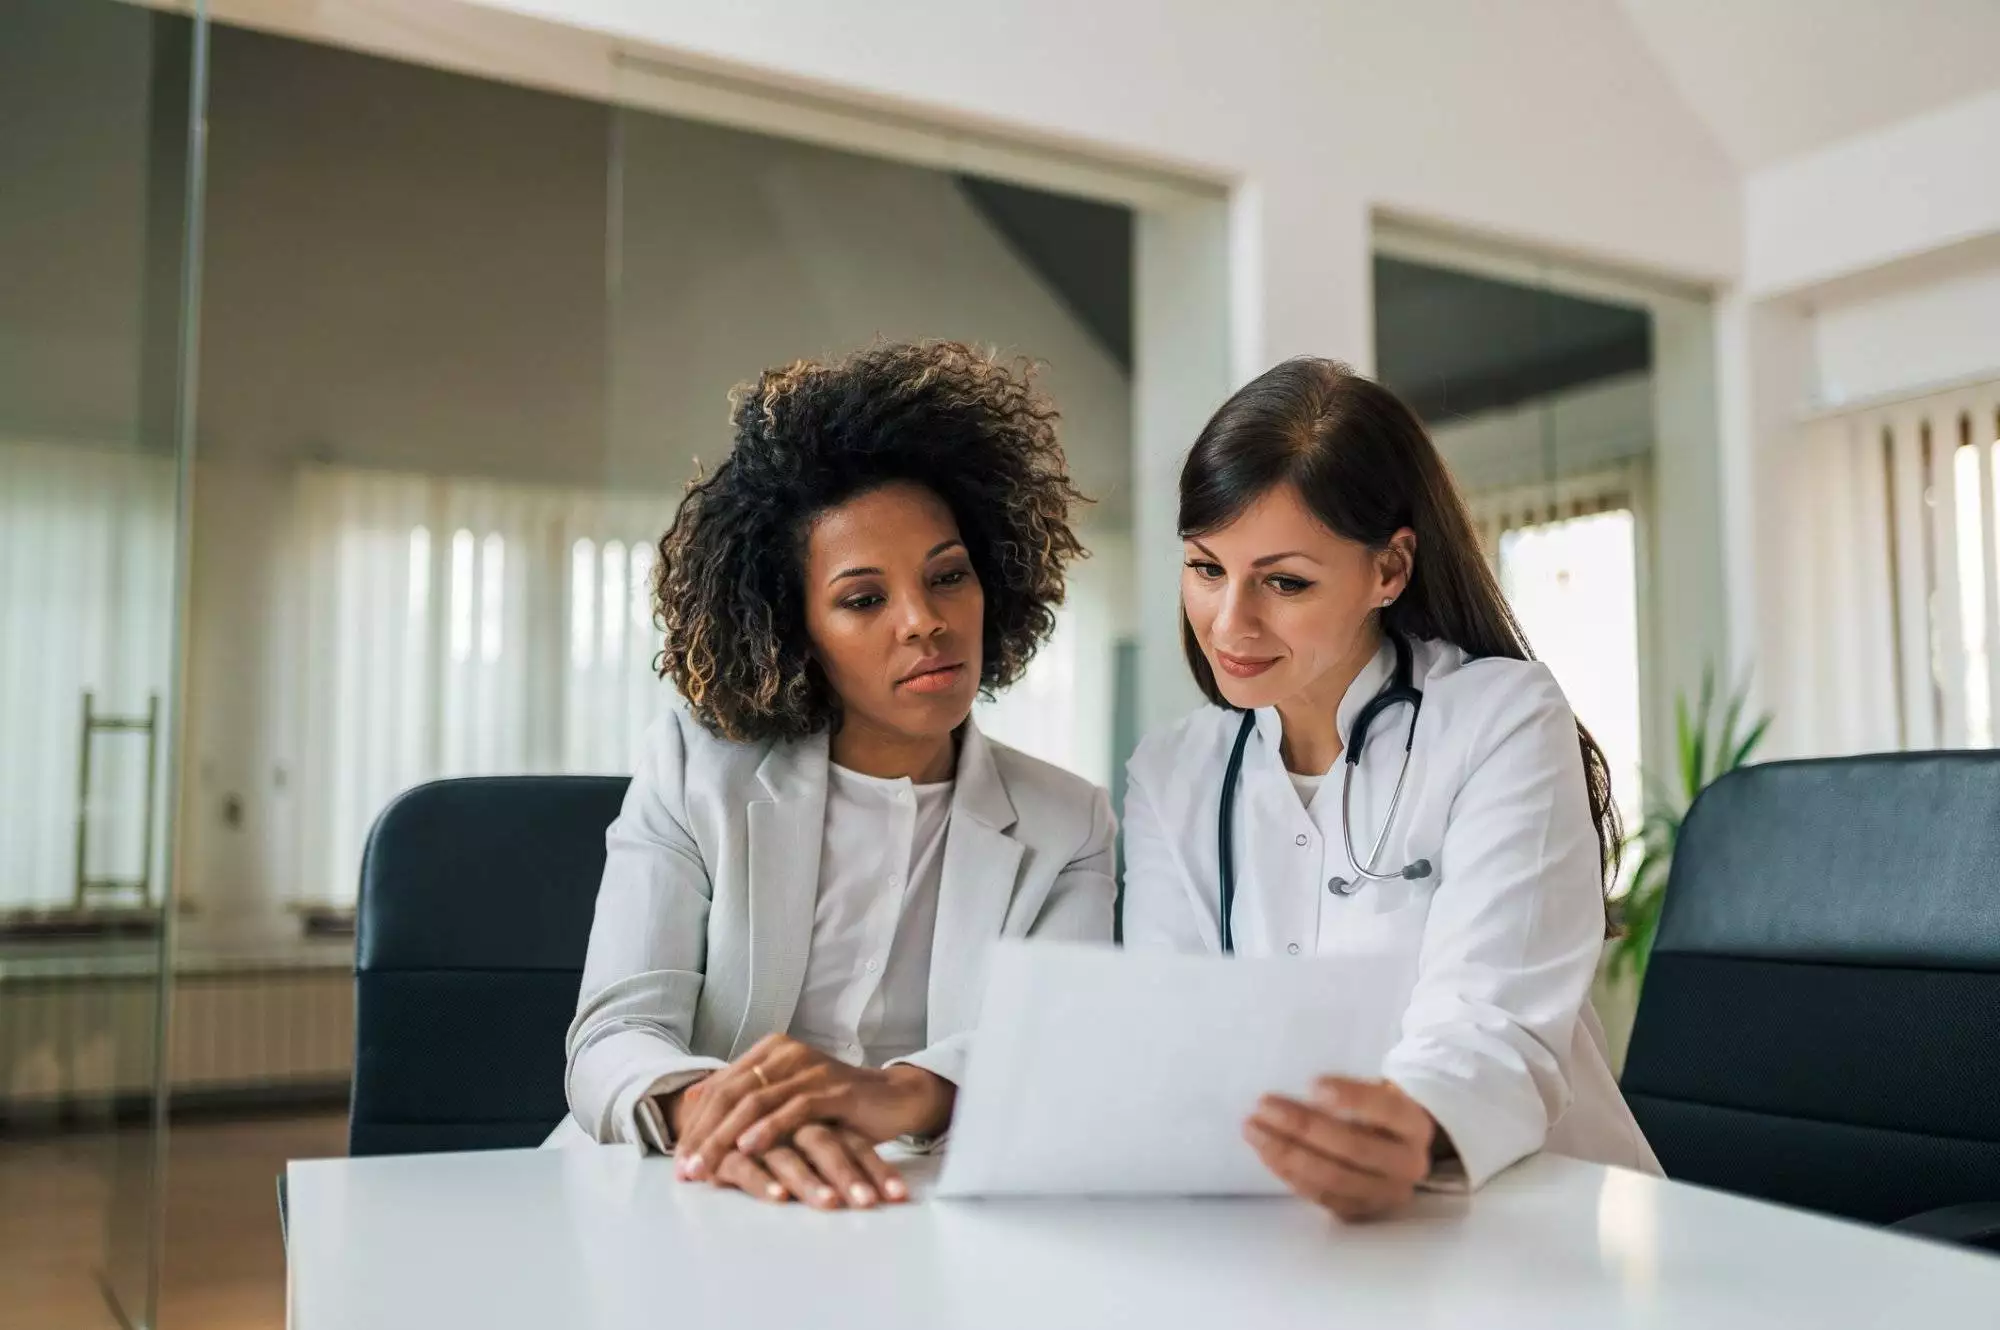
top-left (0, 962), bottom-right (353, 1111)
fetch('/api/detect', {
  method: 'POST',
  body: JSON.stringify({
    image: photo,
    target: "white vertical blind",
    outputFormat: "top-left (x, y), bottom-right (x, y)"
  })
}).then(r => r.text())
top-left (1792, 383), bottom-right (2000, 754)
top-left (286, 463), bottom-right (1118, 906)
top-left (1979, 422), bottom-right (2000, 745)
top-left (1929, 401), bottom-right (1968, 746)
top-left (1888, 412), bottom-right (1937, 748)
top-left (0, 440), bottom-right (177, 911)
top-left (290, 466), bottom-right (675, 907)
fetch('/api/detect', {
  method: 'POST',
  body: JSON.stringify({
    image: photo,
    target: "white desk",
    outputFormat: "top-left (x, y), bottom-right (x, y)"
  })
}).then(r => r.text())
top-left (286, 1146), bottom-right (2000, 1329)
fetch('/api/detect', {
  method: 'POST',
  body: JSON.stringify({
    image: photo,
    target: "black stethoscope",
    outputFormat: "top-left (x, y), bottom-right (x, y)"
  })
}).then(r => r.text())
top-left (1217, 630), bottom-right (1434, 954)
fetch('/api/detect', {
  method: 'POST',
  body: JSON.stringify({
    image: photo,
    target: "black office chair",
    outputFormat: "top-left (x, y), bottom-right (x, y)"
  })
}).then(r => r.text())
top-left (348, 775), bottom-right (627, 1156)
top-left (1621, 752), bottom-right (2000, 1250)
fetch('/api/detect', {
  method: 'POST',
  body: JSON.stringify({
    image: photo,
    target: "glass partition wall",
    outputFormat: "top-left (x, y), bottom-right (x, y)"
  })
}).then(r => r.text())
top-left (5, 14), bottom-right (1155, 1323)
top-left (0, 2), bottom-right (206, 1326)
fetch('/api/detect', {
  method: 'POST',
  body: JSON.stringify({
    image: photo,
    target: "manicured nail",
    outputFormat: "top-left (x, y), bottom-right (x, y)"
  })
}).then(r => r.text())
top-left (738, 1129), bottom-right (763, 1153)
top-left (883, 1178), bottom-right (907, 1200)
top-left (850, 1184), bottom-right (875, 1206)
top-left (766, 1183), bottom-right (786, 1201)
top-left (815, 1186), bottom-right (837, 1206)
top-left (680, 1153), bottom-right (704, 1178)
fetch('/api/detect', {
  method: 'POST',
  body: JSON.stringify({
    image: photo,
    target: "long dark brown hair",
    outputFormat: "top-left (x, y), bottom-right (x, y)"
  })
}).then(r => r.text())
top-left (1179, 357), bottom-right (1621, 923)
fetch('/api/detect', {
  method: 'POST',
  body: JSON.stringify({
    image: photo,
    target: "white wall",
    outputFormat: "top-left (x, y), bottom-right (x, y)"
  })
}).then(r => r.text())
top-left (1810, 258), bottom-right (2000, 408)
top-left (157, 31), bottom-right (1131, 938)
top-left (1746, 89), bottom-right (2000, 300)
top-left (464, 0), bottom-right (1742, 322)
top-left (1728, 87), bottom-right (2000, 756)
top-left (188, 0), bottom-right (1747, 742)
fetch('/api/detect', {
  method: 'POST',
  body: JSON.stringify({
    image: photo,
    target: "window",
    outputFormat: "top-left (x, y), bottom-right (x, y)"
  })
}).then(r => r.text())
top-left (1952, 428), bottom-right (2000, 748)
top-left (1499, 510), bottom-right (1644, 836)
top-left (1468, 465), bottom-right (1646, 838)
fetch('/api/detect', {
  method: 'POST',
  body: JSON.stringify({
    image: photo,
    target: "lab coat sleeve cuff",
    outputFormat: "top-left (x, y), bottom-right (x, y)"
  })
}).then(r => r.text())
top-left (1386, 1066), bottom-right (1537, 1191)
top-left (885, 1036), bottom-right (968, 1154)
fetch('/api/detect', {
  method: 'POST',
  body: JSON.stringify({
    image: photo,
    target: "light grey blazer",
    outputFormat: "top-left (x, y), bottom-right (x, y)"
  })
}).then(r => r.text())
top-left (550, 700), bottom-right (1117, 1147)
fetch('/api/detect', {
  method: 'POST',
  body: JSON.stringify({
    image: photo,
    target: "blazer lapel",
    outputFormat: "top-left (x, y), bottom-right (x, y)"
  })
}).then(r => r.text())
top-left (733, 732), bottom-right (828, 1057)
top-left (927, 723), bottom-right (1024, 1036)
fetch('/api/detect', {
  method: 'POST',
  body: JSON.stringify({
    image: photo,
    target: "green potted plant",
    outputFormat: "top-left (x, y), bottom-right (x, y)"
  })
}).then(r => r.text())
top-left (1606, 667), bottom-right (1773, 986)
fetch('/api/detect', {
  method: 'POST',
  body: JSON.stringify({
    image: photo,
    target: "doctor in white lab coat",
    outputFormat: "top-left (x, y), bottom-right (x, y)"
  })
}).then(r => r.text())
top-left (1122, 358), bottom-right (1660, 1220)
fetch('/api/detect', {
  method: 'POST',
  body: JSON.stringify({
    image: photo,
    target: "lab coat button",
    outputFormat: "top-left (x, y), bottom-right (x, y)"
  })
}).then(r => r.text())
top-left (1286, 943), bottom-right (1301, 955)
top-left (1294, 833), bottom-right (1309, 847)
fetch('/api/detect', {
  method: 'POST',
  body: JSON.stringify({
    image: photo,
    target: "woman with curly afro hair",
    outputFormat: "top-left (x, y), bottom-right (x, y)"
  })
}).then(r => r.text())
top-left (551, 342), bottom-right (1115, 1210)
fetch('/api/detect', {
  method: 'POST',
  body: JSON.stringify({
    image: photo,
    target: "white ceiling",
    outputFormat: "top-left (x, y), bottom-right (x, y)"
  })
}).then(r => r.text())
top-left (1617, 0), bottom-right (2000, 168)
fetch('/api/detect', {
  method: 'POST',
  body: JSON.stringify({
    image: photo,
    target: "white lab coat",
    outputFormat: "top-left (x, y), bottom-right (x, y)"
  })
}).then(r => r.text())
top-left (1122, 636), bottom-right (1660, 1188)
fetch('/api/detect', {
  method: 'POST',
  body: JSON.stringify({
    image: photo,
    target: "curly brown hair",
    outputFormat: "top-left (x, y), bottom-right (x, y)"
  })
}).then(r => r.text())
top-left (654, 340), bottom-right (1089, 743)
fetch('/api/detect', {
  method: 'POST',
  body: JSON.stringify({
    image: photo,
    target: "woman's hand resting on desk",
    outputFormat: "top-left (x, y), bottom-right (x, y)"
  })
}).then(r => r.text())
top-left (667, 1035), bottom-right (955, 1211)
top-left (1244, 1077), bottom-right (1441, 1221)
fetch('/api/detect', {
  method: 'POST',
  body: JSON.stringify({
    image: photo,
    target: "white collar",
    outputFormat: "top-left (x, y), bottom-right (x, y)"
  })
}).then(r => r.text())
top-left (1249, 635), bottom-right (1400, 770)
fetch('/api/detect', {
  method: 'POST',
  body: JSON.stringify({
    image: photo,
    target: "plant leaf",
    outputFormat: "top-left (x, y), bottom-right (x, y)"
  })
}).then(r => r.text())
top-left (1729, 712), bottom-right (1773, 771)
top-left (1675, 692), bottom-right (1696, 795)
top-left (1717, 686), bottom-right (1747, 783)
top-left (1687, 668), bottom-right (1714, 798)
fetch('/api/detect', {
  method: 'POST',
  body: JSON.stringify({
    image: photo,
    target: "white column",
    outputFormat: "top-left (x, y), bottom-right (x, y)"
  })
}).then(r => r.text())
top-left (1131, 175), bottom-right (1372, 735)
top-left (1646, 293), bottom-right (1731, 780)
top-left (1133, 199), bottom-right (1230, 733)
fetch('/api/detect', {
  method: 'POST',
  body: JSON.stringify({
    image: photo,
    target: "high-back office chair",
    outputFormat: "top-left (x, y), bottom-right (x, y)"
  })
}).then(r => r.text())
top-left (349, 776), bottom-right (625, 1156)
top-left (1621, 752), bottom-right (2000, 1249)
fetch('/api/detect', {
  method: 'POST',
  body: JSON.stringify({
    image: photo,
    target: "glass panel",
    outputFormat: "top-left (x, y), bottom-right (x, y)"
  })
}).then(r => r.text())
top-left (0, 1), bottom-right (204, 1326)
top-left (1374, 249), bottom-right (1655, 823)
top-left (151, 23), bottom-right (1142, 1324)
top-left (606, 95), bottom-right (1138, 788)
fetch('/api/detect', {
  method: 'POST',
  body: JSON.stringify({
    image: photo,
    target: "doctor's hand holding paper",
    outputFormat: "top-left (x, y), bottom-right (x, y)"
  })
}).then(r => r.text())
top-left (1122, 359), bottom-right (1662, 1219)
top-left (546, 343), bottom-right (1116, 1211)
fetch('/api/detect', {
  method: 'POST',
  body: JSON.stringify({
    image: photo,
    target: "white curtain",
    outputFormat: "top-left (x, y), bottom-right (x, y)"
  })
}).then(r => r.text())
top-left (0, 440), bottom-right (177, 912)
top-left (289, 466), bottom-right (676, 907)
top-left (1782, 384), bottom-right (2000, 755)
top-left (286, 462), bottom-right (1125, 906)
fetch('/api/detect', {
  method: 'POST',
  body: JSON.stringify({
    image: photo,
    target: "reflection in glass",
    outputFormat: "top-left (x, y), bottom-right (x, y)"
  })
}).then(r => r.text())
top-left (0, 0), bottom-right (204, 1324)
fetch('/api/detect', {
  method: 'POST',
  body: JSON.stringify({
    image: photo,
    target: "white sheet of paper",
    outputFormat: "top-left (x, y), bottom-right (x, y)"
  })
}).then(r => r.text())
top-left (936, 940), bottom-right (1412, 1198)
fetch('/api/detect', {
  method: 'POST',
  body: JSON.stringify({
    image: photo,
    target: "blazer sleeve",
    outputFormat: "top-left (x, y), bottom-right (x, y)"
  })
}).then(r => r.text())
top-left (1117, 753), bottom-right (1214, 954)
top-left (888, 785), bottom-right (1117, 1113)
top-left (1381, 672), bottom-right (1606, 1189)
top-left (564, 716), bottom-right (728, 1147)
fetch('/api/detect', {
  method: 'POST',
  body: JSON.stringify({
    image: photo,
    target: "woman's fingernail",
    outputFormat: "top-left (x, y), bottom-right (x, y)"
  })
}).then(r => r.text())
top-left (737, 1129), bottom-right (762, 1152)
top-left (681, 1153), bottom-right (703, 1177)
top-left (884, 1178), bottom-right (908, 1200)
top-left (766, 1183), bottom-right (786, 1201)
top-left (850, 1185), bottom-right (875, 1206)
top-left (815, 1186), bottom-right (836, 1206)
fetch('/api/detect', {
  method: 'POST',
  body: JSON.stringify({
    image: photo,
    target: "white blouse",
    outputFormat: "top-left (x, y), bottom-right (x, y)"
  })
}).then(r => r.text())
top-left (788, 764), bottom-right (953, 1068)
